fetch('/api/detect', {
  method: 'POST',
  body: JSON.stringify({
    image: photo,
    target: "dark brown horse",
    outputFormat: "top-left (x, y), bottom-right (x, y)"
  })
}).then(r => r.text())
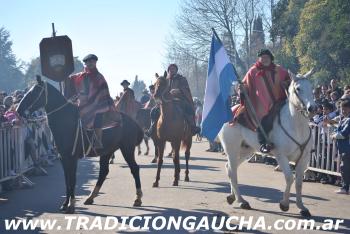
top-left (17, 76), bottom-right (143, 213)
top-left (152, 71), bottom-right (192, 187)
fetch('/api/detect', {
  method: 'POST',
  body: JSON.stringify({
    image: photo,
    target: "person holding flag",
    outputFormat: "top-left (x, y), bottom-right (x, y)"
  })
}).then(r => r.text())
top-left (202, 29), bottom-right (290, 154)
top-left (235, 49), bottom-right (290, 153)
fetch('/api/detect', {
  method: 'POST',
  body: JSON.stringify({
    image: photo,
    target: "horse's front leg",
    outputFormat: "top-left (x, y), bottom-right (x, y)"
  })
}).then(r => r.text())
top-left (276, 155), bottom-right (294, 212)
top-left (84, 154), bottom-right (110, 205)
top-left (295, 155), bottom-right (312, 217)
top-left (59, 158), bottom-right (70, 212)
top-left (61, 155), bottom-right (78, 214)
top-left (225, 155), bottom-right (250, 209)
top-left (153, 140), bottom-right (165, 187)
top-left (171, 141), bottom-right (181, 186)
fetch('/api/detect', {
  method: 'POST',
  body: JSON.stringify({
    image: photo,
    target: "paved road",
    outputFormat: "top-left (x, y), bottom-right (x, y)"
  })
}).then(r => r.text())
top-left (0, 140), bottom-right (349, 233)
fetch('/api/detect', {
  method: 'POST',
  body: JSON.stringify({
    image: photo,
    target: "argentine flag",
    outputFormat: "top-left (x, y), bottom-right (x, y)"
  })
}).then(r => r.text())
top-left (201, 32), bottom-right (238, 141)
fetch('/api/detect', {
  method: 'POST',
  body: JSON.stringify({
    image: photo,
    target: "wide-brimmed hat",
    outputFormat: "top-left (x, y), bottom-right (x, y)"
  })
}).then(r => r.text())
top-left (121, 80), bottom-right (130, 86)
top-left (83, 54), bottom-right (98, 62)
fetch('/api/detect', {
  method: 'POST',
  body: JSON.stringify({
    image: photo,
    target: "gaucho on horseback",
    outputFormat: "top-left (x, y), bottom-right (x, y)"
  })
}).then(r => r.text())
top-left (146, 64), bottom-right (201, 136)
top-left (64, 54), bottom-right (117, 149)
top-left (234, 49), bottom-right (291, 153)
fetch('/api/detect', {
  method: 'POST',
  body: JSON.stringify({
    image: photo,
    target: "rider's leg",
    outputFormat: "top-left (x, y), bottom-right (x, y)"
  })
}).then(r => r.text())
top-left (181, 101), bottom-right (200, 135)
top-left (93, 113), bottom-right (104, 149)
top-left (145, 106), bottom-right (160, 137)
top-left (258, 114), bottom-right (274, 153)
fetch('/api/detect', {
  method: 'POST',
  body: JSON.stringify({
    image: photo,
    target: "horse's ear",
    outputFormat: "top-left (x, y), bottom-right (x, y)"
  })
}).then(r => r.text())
top-left (288, 70), bottom-right (297, 81)
top-left (163, 71), bottom-right (167, 78)
top-left (303, 68), bottom-right (315, 79)
top-left (155, 73), bottom-right (159, 78)
top-left (36, 75), bottom-right (42, 83)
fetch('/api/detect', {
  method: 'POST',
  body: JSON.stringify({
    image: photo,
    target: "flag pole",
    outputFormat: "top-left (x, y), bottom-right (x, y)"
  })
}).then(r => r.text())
top-left (211, 28), bottom-right (270, 143)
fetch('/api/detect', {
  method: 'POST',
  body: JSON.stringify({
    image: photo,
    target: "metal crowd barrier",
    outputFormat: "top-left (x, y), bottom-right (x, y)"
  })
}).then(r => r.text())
top-left (0, 118), bottom-right (55, 187)
top-left (309, 123), bottom-right (341, 177)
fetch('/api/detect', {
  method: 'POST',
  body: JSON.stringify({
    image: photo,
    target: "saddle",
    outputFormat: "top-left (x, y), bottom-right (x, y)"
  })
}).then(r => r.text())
top-left (231, 100), bottom-right (286, 131)
top-left (81, 111), bottom-right (123, 157)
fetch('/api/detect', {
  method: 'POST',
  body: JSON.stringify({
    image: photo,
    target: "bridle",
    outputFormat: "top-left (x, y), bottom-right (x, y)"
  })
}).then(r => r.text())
top-left (287, 79), bottom-right (311, 118)
top-left (155, 78), bottom-right (172, 103)
top-left (26, 82), bottom-right (73, 116)
top-left (278, 78), bottom-right (313, 166)
top-left (27, 82), bottom-right (48, 113)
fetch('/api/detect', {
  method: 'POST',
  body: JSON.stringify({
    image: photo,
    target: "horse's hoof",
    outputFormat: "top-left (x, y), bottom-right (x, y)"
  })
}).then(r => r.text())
top-left (184, 176), bottom-right (190, 182)
top-left (152, 182), bottom-right (159, 188)
top-left (151, 158), bottom-right (157, 163)
top-left (133, 199), bottom-right (142, 207)
top-left (173, 181), bottom-right (179, 186)
top-left (226, 195), bottom-right (235, 205)
top-left (65, 206), bottom-right (75, 214)
top-left (279, 202), bottom-right (289, 212)
top-left (300, 209), bottom-right (311, 218)
top-left (59, 205), bottom-right (68, 211)
top-left (84, 198), bottom-right (94, 205)
top-left (240, 202), bottom-right (251, 210)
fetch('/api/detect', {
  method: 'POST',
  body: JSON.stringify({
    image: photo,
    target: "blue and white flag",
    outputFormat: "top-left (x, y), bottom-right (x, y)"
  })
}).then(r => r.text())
top-left (201, 33), bottom-right (238, 141)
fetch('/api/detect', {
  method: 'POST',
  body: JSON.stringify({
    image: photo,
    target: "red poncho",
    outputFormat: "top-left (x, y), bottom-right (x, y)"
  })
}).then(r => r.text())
top-left (233, 61), bottom-right (290, 130)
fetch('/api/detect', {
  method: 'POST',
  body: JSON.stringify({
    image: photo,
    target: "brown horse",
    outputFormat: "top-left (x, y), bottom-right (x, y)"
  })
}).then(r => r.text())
top-left (152, 71), bottom-right (192, 187)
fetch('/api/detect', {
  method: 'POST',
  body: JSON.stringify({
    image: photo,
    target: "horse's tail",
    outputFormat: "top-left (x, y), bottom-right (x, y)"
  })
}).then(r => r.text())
top-left (121, 113), bottom-right (144, 146)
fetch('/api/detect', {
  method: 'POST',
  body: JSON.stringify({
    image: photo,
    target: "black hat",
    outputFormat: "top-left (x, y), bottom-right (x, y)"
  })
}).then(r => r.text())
top-left (121, 80), bottom-right (130, 86)
top-left (149, 84), bottom-right (155, 90)
top-left (83, 54), bottom-right (98, 62)
top-left (257, 49), bottom-right (274, 61)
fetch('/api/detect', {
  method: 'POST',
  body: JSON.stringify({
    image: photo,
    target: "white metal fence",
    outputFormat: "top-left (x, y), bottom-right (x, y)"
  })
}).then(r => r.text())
top-left (309, 123), bottom-right (341, 177)
top-left (0, 118), bottom-right (55, 185)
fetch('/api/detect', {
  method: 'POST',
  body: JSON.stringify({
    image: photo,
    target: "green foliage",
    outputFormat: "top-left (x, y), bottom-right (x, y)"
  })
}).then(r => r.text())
top-left (24, 57), bottom-right (84, 88)
top-left (0, 27), bottom-right (25, 92)
top-left (271, 0), bottom-right (350, 86)
top-left (294, 0), bottom-right (350, 85)
top-left (131, 75), bottom-right (146, 101)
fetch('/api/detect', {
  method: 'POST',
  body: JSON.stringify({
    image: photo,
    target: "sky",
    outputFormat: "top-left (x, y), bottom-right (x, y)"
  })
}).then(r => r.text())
top-left (1, 0), bottom-right (180, 96)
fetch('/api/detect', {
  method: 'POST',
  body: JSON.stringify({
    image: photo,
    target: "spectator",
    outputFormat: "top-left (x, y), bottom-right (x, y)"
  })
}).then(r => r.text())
top-left (332, 98), bottom-right (350, 194)
top-left (0, 105), bottom-right (8, 125)
top-left (140, 90), bottom-right (150, 105)
top-left (4, 103), bottom-right (20, 125)
top-left (0, 91), bottom-right (6, 105)
top-left (3, 96), bottom-right (13, 111)
top-left (330, 79), bottom-right (343, 100)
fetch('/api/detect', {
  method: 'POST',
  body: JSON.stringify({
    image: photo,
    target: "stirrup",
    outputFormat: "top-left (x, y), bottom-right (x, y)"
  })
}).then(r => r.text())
top-left (260, 143), bottom-right (274, 154)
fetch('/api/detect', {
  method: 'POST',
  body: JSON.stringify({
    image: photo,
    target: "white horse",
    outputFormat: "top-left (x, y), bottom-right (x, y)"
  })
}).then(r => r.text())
top-left (219, 70), bottom-right (317, 217)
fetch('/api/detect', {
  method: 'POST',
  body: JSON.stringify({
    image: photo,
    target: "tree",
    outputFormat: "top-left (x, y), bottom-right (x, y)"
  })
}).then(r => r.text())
top-left (131, 75), bottom-right (146, 101)
top-left (294, 0), bottom-right (350, 85)
top-left (270, 0), bottom-right (307, 72)
top-left (0, 27), bottom-right (25, 92)
top-left (24, 56), bottom-right (84, 89)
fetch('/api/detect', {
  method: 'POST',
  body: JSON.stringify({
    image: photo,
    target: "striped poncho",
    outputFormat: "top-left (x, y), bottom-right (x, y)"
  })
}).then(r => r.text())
top-left (66, 67), bottom-right (116, 128)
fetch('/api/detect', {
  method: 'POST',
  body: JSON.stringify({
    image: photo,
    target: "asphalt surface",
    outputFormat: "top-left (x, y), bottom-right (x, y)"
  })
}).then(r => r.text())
top-left (0, 139), bottom-right (349, 233)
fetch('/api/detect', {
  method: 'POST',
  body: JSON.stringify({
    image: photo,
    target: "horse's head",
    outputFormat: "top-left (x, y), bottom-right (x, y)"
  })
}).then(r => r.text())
top-left (288, 69), bottom-right (317, 117)
top-left (17, 75), bottom-right (47, 117)
top-left (153, 71), bottom-right (169, 102)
